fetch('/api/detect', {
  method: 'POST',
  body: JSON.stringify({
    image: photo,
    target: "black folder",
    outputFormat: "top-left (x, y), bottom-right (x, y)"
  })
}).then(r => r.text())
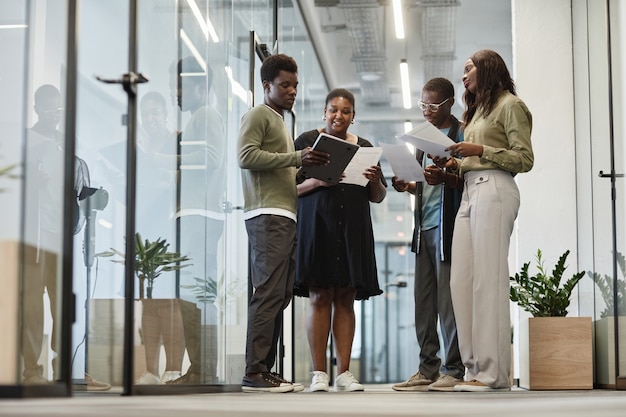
top-left (299, 132), bottom-right (359, 184)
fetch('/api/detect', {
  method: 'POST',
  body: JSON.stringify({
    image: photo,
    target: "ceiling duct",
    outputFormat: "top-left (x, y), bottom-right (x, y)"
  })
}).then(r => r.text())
top-left (338, 0), bottom-right (391, 105)
top-left (416, 0), bottom-right (460, 82)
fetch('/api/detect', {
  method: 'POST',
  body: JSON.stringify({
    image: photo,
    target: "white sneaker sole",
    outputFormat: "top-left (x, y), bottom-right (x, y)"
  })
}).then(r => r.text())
top-left (334, 385), bottom-right (364, 392)
top-left (453, 384), bottom-right (510, 392)
top-left (310, 383), bottom-right (329, 392)
top-left (392, 384), bottom-right (430, 392)
top-left (242, 384), bottom-right (294, 393)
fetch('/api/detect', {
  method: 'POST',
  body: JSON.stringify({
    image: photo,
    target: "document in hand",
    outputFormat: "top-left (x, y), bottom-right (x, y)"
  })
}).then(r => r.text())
top-left (299, 132), bottom-right (359, 184)
top-left (380, 142), bottom-right (424, 182)
top-left (340, 146), bottom-right (383, 187)
top-left (396, 121), bottom-right (455, 159)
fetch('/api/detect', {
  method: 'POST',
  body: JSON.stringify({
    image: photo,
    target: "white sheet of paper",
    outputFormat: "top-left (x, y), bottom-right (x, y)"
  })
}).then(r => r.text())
top-left (340, 147), bottom-right (383, 187)
top-left (396, 121), bottom-right (455, 158)
top-left (380, 143), bottom-right (424, 182)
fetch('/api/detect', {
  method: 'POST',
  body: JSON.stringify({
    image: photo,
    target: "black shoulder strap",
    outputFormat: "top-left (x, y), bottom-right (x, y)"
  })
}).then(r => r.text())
top-left (446, 116), bottom-right (461, 143)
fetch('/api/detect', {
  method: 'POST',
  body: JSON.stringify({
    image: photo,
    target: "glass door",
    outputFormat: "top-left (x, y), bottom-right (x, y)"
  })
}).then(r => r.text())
top-left (78, 0), bottom-right (272, 393)
top-left (0, 0), bottom-right (75, 395)
top-left (574, 0), bottom-right (626, 390)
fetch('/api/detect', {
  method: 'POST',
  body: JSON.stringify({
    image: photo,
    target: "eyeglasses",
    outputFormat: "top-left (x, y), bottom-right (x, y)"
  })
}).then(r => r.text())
top-left (417, 97), bottom-right (451, 112)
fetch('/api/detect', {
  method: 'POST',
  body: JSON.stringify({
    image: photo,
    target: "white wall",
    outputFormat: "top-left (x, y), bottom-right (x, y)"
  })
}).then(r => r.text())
top-left (512, 0), bottom-right (579, 280)
top-left (510, 0), bottom-right (580, 376)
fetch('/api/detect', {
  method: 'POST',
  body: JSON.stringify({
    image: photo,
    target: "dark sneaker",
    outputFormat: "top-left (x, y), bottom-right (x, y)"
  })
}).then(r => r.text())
top-left (242, 372), bottom-right (294, 393)
top-left (270, 372), bottom-right (304, 392)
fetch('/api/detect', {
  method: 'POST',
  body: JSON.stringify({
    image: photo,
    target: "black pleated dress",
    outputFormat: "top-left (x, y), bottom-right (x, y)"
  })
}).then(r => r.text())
top-left (293, 129), bottom-right (384, 300)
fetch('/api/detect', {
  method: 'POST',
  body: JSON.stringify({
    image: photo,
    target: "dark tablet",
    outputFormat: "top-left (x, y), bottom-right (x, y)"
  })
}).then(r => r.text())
top-left (299, 132), bottom-right (359, 184)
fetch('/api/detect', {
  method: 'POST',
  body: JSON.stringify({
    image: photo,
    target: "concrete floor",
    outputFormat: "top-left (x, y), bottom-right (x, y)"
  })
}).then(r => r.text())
top-left (1, 385), bottom-right (626, 417)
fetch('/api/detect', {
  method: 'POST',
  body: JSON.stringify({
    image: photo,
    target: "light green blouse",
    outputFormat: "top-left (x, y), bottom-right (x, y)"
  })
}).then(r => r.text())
top-left (460, 91), bottom-right (534, 177)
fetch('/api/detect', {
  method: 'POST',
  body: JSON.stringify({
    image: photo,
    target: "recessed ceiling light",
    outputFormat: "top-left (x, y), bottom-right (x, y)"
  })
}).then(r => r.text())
top-left (361, 72), bottom-right (381, 81)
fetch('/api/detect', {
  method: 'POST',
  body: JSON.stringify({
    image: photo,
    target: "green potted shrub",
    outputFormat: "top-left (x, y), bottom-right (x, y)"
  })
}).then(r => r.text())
top-left (510, 249), bottom-right (592, 390)
top-left (510, 249), bottom-right (585, 317)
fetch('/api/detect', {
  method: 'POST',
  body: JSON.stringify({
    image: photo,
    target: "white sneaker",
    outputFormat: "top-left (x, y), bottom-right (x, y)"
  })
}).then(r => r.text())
top-left (160, 371), bottom-right (182, 384)
top-left (334, 370), bottom-right (364, 392)
top-left (310, 371), bottom-right (330, 392)
top-left (135, 372), bottom-right (161, 385)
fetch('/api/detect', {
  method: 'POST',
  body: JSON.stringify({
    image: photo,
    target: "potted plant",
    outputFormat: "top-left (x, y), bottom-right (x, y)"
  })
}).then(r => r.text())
top-left (587, 251), bottom-right (626, 386)
top-left (100, 232), bottom-right (191, 298)
top-left (99, 233), bottom-right (192, 383)
top-left (510, 249), bottom-right (592, 390)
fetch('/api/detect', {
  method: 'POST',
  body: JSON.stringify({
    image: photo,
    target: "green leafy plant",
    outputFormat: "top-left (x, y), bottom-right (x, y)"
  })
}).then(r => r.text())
top-left (181, 273), bottom-right (245, 312)
top-left (0, 164), bottom-right (18, 192)
top-left (99, 233), bottom-right (191, 299)
top-left (182, 276), bottom-right (219, 304)
top-left (510, 249), bottom-right (585, 317)
top-left (587, 251), bottom-right (626, 318)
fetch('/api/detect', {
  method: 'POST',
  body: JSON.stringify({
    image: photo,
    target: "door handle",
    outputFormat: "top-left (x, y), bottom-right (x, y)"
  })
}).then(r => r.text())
top-left (95, 71), bottom-right (149, 96)
top-left (598, 171), bottom-right (624, 178)
top-left (222, 201), bottom-right (244, 213)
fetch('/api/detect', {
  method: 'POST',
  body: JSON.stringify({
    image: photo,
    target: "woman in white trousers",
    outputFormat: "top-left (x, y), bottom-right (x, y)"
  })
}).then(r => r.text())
top-left (441, 49), bottom-right (534, 392)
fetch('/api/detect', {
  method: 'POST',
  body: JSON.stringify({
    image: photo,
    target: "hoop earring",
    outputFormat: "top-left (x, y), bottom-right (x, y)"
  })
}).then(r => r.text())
top-left (351, 119), bottom-right (355, 124)
top-left (322, 115), bottom-right (326, 121)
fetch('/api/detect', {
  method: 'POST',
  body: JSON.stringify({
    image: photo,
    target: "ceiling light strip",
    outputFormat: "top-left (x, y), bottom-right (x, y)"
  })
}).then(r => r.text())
top-left (400, 59), bottom-right (412, 109)
top-left (392, 0), bottom-right (405, 39)
top-left (185, 0), bottom-right (219, 43)
top-left (0, 24), bottom-right (27, 30)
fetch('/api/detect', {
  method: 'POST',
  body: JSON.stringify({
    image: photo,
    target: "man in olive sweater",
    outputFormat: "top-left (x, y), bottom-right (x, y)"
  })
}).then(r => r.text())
top-left (237, 54), bottom-right (329, 393)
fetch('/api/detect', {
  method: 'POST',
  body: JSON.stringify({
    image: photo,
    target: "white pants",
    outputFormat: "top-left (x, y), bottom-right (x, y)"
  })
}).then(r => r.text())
top-left (450, 170), bottom-right (519, 388)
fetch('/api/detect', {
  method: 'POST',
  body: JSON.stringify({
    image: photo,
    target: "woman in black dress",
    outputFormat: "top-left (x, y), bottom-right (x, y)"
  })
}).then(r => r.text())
top-left (294, 88), bottom-right (386, 392)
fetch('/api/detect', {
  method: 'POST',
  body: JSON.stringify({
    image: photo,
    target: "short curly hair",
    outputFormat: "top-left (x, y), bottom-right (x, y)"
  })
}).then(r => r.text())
top-left (422, 77), bottom-right (455, 99)
top-left (260, 54), bottom-right (298, 83)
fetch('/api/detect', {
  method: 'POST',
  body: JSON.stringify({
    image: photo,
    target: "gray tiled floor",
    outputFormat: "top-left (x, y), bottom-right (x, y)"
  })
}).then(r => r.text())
top-left (2, 385), bottom-right (626, 417)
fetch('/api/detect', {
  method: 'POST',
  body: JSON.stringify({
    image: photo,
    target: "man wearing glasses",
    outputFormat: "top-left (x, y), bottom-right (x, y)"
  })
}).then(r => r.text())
top-left (391, 78), bottom-right (465, 392)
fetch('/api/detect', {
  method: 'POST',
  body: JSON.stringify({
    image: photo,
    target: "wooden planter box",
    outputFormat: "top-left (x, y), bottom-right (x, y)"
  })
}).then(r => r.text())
top-left (519, 316), bottom-right (593, 390)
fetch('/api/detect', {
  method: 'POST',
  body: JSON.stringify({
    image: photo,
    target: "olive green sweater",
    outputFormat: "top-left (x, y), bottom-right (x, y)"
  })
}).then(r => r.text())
top-left (237, 104), bottom-right (303, 219)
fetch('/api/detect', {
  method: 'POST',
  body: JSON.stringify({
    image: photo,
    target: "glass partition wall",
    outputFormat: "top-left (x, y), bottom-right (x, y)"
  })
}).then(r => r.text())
top-left (0, 0), bottom-right (74, 396)
top-left (574, 0), bottom-right (626, 390)
top-left (0, 0), bottom-right (285, 396)
top-left (81, 0), bottom-right (256, 392)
